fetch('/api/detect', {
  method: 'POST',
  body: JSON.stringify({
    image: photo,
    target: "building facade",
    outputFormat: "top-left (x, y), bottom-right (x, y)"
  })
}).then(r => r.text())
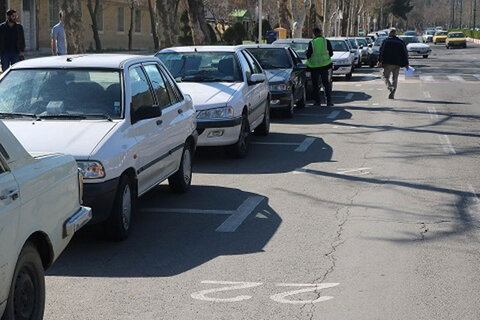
top-left (2, 0), bottom-right (155, 51)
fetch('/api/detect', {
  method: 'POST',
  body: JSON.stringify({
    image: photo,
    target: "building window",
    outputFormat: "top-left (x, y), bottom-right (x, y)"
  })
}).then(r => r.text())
top-left (23, 0), bottom-right (31, 11)
top-left (49, 0), bottom-right (60, 28)
top-left (134, 9), bottom-right (141, 33)
top-left (97, 4), bottom-right (103, 32)
top-left (117, 7), bottom-right (125, 32)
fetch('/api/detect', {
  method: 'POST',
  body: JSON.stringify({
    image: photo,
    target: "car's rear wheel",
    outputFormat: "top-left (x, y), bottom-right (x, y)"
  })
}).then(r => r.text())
top-left (105, 175), bottom-right (135, 241)
top-left (227, 114), bottom-right (250, 158)
top-left (345, 71), bottom-right (352, 81)
top-left (423, 55), bottom-right (429, 58)
top-left (283, 93), bottom-right (295, 118)
top-left (169, 143), bottom-right (193, 193)
top-left (254, 101), bottom-right (270, 136)
top-left (2, 242), bottom-right (45, 320)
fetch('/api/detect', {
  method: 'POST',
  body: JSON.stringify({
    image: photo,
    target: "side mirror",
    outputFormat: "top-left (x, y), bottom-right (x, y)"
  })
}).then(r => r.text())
top-left (368, 43), bottom-right (373, 47)
top-left (248, 73), bottom-right (266, 85)
top-left (132, 105), bottom-right (162, 123)
top-left (295, 63), bottom-right (307, 70)
top-left (350, 49), bottom-right (357, 53)
top-left (359, 45), bottom-right (364, 49)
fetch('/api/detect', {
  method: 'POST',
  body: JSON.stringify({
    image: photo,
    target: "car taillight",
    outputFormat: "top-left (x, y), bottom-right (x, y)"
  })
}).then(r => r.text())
top-left (78, 168), bottom-right (84, 204)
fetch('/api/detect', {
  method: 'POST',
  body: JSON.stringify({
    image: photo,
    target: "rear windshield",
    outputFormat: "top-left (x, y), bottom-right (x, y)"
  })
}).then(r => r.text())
top-left (448, 33), bottom-right (465, 38)
top-left (374, 37), bottom-right (387, 46)
top-left (156, 52), bottom-right (242, 83)
top-left (0, 69), bottom-right (122, 119)
top-left (400, 36), bottom-right (420, 44)
top-left (356, 38), bottom-right (367, 46)
top-left (330, 40), bottom-right (349, 52)
top-left (288, 43), bottom-right (309, 59)
top-left (247, 48), bottom-right (292, 69)
top-left (347, 39), bottom-right (358, 49)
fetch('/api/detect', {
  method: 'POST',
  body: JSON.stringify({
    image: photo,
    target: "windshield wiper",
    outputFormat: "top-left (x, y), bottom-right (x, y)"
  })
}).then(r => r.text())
top-left (38, 114), bottom-right (88, 120)
top-left (182, 76), bottom-right (232, 82)
top-left (0, 112), bottom-right (37, 119)
top-left (83, 114), bottom-right (113, 121)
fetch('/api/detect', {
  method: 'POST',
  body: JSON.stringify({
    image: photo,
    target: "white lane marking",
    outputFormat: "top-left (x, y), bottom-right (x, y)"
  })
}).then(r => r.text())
top-left (423, 91), bottom-right (431, 98)
top-left (373, 103), bottom-right (380, 106)
top-left (376, 88), bottom-right (383, 91)
top-left (447, 75), bottom-right (466, 82)
top-left (474, 74), bottom-right (480, 80)
top-left (345, 93), bottom-right (354, 100)
top-left (215, 196), bottom-right (264, 232)
top-left (270, 283), bottom-right (340, 304)
top-left (294, 137), bottom-right (316, 152)
top-left (427, 106), bottom-right (439, 120)
top-left (467, 184), bottom-right (480, 227)
top-left (140, 208), bottom-right (234, 215)
top-left (355, 84), bottom-right (362, 87)
top-left (191, 281), bottom-right (263, 302)
top-left (420, 75), bottom-right (434, 82)
top-left (438, 135), bottom-right (456, 154)
top-left (327, 110), bottom-right (341, 119)
top-left (337, 167), bottom-right (371, 175)
top-left (251, 142), bottom-right (300, 146)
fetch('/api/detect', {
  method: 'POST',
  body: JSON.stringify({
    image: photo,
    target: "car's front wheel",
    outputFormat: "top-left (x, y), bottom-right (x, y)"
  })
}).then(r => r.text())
top-left (227, 114), bottom-right (250, 158)
top-left (346, 71), bottom-right (353, 80)
top-left (2, 242), bottom-right (45, 320)
top-left (105, 175), bottom-right (135, 241)
top-left (169, 143), bottom-right (193, 193)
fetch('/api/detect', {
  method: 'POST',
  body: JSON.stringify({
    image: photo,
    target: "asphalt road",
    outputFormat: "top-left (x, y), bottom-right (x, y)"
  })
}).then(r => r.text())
top-left (45, 43), bottom-right (480, 320)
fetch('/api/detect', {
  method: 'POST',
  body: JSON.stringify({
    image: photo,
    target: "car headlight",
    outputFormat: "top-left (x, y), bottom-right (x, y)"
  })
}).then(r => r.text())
top-left (197, 106), bottom-right (234, 120)
top-left (335, 59), bottom-right (350, 65)
top-left (77, 161), bottom-right (106, 179)
top-left (269, 83), bottom-right (290, 91)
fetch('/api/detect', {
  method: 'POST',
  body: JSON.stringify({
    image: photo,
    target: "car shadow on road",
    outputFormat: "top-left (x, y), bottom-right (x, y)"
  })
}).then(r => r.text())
top-left (47, 186), bottom-right (281, 278)
top-left (194, 132), bottom-right (334, 174)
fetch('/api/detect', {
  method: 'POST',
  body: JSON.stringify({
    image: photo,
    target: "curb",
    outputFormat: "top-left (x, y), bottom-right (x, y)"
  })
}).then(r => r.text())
top-left (467, 37), bottom-right (480, 44)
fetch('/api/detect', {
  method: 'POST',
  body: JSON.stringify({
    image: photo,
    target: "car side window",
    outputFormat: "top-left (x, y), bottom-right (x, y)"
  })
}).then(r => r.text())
top-left (129, 66), bottom-right (155, 114)
top-left (237, 51), bottom-right (253, 77)
top-left (242, 50), bottom-right (262, 74)
top-left (288, 48), bottom-right (301, 65)
top-left (160, 66), bottom-right (183, 104)
top-left (143, 64), bottom-right (171, 109)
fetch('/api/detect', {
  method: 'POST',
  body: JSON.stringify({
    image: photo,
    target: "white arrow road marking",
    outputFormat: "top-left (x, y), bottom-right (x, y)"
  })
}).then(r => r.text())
top-left (447, 75), bottom-right (465, 82)
top-left (294, 137), bottom-right (316, 152)
top-left (345, 93), bottom-right (354, 100)
top-left (216, 196), bottom-right (265, 232)
top-left (423, 91), bottom-right (431, 98)
top-left (474, 74), bottom-right (480, 80)
top-left (327, 110), bottom-right (341, 120)
top-left (467, 184), bottom-right (480, 228)
top-left (439, 135), bottom-right (456, 154)
top-left (270, 283), bottom-right (340, 304)
top-left (191, 281), bottom-right (263, 302)
top-left (427, 106), bottom-right (438, 120)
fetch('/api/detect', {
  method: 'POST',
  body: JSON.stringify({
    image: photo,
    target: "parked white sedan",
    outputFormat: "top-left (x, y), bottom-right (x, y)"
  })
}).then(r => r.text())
top-left (1, 55), bottom-right (197, 241)
top-left (0, 120), bottom-right (91, 320)
top-left (156, 46), bottom-right (270, 158)
top-left (328, 38), bottom-right (355, 80)
top-left (399, 36), bottom-right (432, 58)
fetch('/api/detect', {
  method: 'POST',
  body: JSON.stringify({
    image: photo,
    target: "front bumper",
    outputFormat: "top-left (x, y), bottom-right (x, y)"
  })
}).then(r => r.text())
top-left (333, 64), bottom-right (352, 75)
top-left (63, 206), bottom-right (92, 237)
top-left (270, 91), bottom-right (292, 109)
top-left (83, 177), bottom-right (120, 223)
top-left (408, 50), bottom-right (431, 56)
top-left (196, 117), bottom-right (243, 147)
top-left (447, 41), bottom-right (466, 46)
top-left (435, 38), bottom-right (446, 43)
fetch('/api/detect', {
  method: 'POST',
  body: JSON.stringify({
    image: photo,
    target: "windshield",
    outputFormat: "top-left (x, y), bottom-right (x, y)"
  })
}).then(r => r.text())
top-left (356, 38), bottom-right (367, 46)
top-left (0, 69), bottom-right (122, 119)
top-left (247, 48), bottom-right (292, 69)
top-left (156, 52), bottom-right (242, 82)
top-left (330, 40), bottom-right (349, 52)
top-left (436, 31), bottom-right (448, 36)
top-left (347, 39), bottom-right (358, 49)
top-left (400, 36), bottom-right (420, 44)
top-left (448, 33), bottom-right (465, 38)
top-left (404, 31), bottom-right (417, 36)
top-left (374, 37), bottom-right (387, 46)
top-left (288, 43), bottom-right (309, 59)
top-left (427, 31), bottom-right (435, 35)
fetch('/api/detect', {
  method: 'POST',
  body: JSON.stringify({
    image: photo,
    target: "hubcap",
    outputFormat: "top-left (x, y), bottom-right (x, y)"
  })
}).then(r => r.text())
top-left (121, 184), bottom-right (132, 231)
top-left (182, 148), bottom-right (192, 184)
top-left (13, 267), bottom-right (36, 320)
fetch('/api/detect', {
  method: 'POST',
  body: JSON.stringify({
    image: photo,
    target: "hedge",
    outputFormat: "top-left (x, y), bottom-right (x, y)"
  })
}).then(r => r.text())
top-left (449, 29), bottom-right (480, 39)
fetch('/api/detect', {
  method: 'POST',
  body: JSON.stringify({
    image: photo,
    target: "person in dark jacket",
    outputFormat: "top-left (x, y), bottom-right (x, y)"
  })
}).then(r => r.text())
top-left (306, 27), bottom-right (334, 106)
top-left (378, 28), bottom-right (409, 99)
top-left (0, 9), bottom-right (25, 72)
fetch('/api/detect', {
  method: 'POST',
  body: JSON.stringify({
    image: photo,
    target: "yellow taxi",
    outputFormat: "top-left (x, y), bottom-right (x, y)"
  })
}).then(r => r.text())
top-left (446, 32), bottom-right (467, 48)
top-left (433, 31), bottom-right (448, 44)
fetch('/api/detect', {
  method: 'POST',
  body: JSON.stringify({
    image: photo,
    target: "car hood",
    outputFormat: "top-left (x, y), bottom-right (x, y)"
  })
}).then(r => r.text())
top-left (407, 43), bottom-right (430, 49)
top-left (178, 82), bottom-right (243, 110)
top-left (331, 52), bottom-right (351, 60)
top-left (264, 69), bottom-right (291, 84)
top-left (3, 120), bottom-right (119, 158)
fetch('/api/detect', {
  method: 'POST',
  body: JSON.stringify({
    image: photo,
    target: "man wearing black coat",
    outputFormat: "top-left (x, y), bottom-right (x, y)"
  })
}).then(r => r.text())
top-left (378, 28), bottom-right (409, 99)
top-left (0, 9), bottom-right (25, 72)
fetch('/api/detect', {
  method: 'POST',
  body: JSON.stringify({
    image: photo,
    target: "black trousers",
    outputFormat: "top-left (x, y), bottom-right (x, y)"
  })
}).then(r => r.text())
top-left (310, 67), bottom-right (332, 104)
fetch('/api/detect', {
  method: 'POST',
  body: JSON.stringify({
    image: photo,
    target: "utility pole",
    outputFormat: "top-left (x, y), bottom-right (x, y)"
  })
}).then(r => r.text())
top-left (258, 0), bottom-right (262, 43)
top-left (475, 0), bottom-right (477, 29)
top-left (459, 0), bottom-right (463, 28)
top-left (451, 0), bottom-right (455, 28)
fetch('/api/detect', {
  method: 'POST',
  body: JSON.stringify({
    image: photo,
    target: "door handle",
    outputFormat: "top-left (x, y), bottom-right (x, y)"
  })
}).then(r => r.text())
top-left (178, 109), bottom-right (183, 114)
top-left (156, 119), bottom-right (163, 126)
top-left (0, 189), bottom-right (19, 201)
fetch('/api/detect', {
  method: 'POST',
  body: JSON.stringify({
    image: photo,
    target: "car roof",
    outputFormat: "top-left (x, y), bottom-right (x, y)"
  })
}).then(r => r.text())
top-left (158, 46), bottom-right (238, 53)
top-left (273, 38), bottom-right (311, 44)
top-left (237, 44), bottom-right (288, 50)
top-left (11, 54), bottom-right (151, 70)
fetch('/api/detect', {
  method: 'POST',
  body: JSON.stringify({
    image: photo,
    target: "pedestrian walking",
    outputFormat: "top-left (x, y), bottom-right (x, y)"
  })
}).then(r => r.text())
top-left (0, 9), bottom-right (25, 72)
top-left (378, 28), bottom-right (410, 99)
top-left (306, 27), bottom-right (334, 107)
top-left (51, 11), bottom-right (67, 56)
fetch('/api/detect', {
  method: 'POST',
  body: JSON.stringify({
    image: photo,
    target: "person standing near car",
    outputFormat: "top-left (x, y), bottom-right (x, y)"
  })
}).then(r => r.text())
top-left (378, 28), bottom-right (409, 99)
top-left (306, 27), bottom-right (334, 107)
top-left (51, 11), bottom-right (67, 56)
top-left (0, 9), bottom-right (25, 72)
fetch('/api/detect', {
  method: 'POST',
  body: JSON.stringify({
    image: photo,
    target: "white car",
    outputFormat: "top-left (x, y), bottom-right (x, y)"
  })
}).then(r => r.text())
top-left (0, 120), bottom-right (91, 319)
top-left (422, 30), bottom-right (435, 43)
top-left (156, 46), bottom-right (270, 158)
top-left (346, 38), bottom-right (363, 68)
top-left (328, 38), bottom-right (355, 80)
top-left (1, 54), bottom-right (197, 241)
top-left (399, 36), bottom-right (432, 58)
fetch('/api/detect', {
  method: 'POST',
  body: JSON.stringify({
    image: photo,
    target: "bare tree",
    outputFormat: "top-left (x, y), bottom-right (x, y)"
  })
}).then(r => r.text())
top-left (147, 0), bottom-right (159, 49)
top-left (156, 0), bottom-right (180, 48)
top-left (86, 0), bottom-right (102, 52)
top-left (128, 0), bottom-right (136, 50)
top-left (278, 0), bottom-right (292, 36)
top-left (186, 0), bottom-right (212, 45)
top-left (292, 0), bottom-right (312, 38)
top-left (60, 0), bottom-right (85, 53)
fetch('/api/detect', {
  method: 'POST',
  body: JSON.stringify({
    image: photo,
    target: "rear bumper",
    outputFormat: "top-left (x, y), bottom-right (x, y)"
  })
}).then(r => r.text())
top-left (83, 177), bottom-right (120, 223)
top-left (63, 206), bottom-right (92, 237)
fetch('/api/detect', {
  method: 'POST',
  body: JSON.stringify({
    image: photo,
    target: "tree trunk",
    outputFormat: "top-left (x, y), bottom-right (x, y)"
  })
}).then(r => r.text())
top-left (278, 0), bottom-right (292, 37)
top-left (186, 0), bottom-right (212, 45)
top-left (128, 1), bottom-right (134, 50)
top-left (156, 0), bottom-right (179, 48)
top-left (147, 0), bottom-right (159, 50)
top-left (60, 0), bottom-right (85, 54)
top-left (292, 0), bottom-right (311, 38)
top-left (86, 0), bottom-right (102, 52)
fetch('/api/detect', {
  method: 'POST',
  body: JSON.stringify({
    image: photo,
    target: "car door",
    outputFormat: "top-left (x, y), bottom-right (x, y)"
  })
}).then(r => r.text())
top-left (236, 51), bottom-right (257, 122)
top-left (287, 48), bottom-right (305, 101)
top-left (143, 63), bottom-right (186, 176)
top-left (128, 65), bottom-right (168, 195)
top-left (0, 152), bottom-right (21, 304)
top-left (241, 50), bottom-right (267, 125)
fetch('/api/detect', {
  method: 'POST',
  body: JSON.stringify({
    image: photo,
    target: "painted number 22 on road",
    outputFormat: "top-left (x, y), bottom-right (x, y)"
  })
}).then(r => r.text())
top-left (191, 281), bottom-right (340, 304)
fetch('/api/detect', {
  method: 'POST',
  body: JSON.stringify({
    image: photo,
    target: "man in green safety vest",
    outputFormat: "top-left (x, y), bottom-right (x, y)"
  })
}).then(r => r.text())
top-left (306, 27), bottom-right (334, 107)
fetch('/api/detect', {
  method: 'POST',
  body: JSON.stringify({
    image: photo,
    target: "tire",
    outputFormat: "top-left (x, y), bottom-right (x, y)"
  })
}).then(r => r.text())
top-left (105, 175), bottom-right (135, 241)
top-left (369, 61), bottom-right (375, 68)
top-left (169, 143), bottom-right (193, 193)
top-left (283, 94), bottom-right (295, 118)
top-left (423, 55), bottom-right (428, 58)
top-left (2, 242), bottom-right (45, 320)
top-left (345, 71), bottom-right (352, 81)
top-left (254, 101), bottom-right (270, 136)
top-left (227, 114), bottom-right (250, 158)
top-left (296, 87), bottom-right (306, 109)
top-left (357, 59), bottom-right (362, 68)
